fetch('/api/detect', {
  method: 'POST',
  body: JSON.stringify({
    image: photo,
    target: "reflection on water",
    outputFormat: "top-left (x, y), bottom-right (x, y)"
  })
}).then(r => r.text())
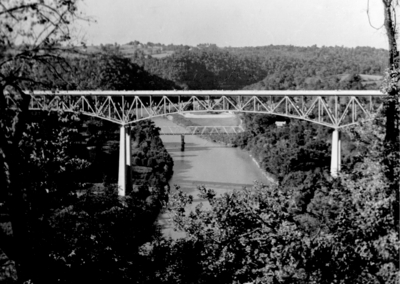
top-left (153, 118), bottom-right (268, 238)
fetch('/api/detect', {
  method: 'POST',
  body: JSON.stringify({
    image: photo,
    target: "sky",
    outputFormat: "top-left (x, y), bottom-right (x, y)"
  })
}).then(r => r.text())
top-left (75, 0), bottom-right (393, 49)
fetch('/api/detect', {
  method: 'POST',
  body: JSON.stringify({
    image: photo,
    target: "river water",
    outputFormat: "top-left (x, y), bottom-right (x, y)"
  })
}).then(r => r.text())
top-left (153, 117), bottom-right (268, 238)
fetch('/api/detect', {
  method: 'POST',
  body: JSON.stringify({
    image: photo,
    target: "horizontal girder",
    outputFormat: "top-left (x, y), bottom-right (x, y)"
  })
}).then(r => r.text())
top-left (27, 90), bottom-right (383, 97)
top-left (18, 90), bottom-right (386, 129)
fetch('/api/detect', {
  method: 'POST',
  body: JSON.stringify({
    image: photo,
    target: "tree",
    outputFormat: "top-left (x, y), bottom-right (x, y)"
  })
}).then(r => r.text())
top-left (45, 186), bottom-right (162, 284)
top-left (164, 184), bottom-right (316, 283)
top-left (0, 0), bottom-right (84, 92)
top-left (379, 0), bottom-right (400, 229)
top-left (0, 1), bottom-right (84, 282)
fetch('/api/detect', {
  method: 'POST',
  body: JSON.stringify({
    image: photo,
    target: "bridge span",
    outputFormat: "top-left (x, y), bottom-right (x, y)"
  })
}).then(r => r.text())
top-left (158, 125), bottom-right (244, 135)
top-left (13, 90), bottom-right (386, 196)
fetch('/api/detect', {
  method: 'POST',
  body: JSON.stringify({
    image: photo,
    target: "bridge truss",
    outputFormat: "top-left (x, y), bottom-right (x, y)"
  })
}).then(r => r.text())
top-left (25, 90), bottom-right (385, 129)
top-left (158, 125), bottom-right (244, 135)
top-left (11, 90), bottom-right (387, 196)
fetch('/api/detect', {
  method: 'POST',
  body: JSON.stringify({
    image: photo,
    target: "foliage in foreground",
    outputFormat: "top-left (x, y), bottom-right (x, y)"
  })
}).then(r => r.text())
top-left (148, 118), bottom-right (399, 284)
top-left (158, 170), bottom-right (397, 283)
top-left (0, 112), bottom-right (174, 283)
top-left (45, 186), bottom-right (162, 284)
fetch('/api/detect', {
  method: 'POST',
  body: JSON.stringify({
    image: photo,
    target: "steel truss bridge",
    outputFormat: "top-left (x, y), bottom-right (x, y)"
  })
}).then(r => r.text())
top-left (158, 125), bottom-right (244, 135)
top-left (17, 90), bottom-right (386, 196)
top-left (26, 90), bottom-right (384, 129)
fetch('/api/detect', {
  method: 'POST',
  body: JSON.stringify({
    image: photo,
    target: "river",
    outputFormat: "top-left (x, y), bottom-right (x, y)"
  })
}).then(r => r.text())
top-left (153, 117), bottom-right (268, 238)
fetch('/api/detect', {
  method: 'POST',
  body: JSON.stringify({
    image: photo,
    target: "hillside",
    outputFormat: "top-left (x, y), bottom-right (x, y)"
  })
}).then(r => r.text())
top-left (105, 42), bottom-right (387, 91)
top-left (78, 41), bottom-right (387, 91)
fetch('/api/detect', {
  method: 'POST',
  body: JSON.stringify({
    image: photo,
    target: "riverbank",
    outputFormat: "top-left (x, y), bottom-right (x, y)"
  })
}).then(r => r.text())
top-left (249, 154), bottom-right (278, 185)
top-left (162, 114), bottom-right (278, 185)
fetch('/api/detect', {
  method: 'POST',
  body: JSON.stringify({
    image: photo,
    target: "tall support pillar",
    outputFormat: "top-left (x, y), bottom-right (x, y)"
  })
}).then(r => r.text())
top-left (118, 125), bottom-right (127, 196)
top-left (126, 126), bottom-right (132, 193)
top-left (180, 135), bottom-right (185, 151)
top-left (330, 129), bottom-right (341, 178)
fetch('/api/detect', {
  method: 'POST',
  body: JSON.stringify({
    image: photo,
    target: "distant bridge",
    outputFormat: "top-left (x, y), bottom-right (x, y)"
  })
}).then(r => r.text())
top-left (158, 125), bottom-right (244, 135)
top-left (9, 90), bottom-right (387, 196)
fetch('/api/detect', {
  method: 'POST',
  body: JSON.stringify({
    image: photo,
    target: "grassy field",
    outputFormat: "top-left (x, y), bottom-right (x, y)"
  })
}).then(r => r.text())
top-left (152, 51), bottom-right (174, 58)
top-left (359, 74), bottom-right (382, 81)
top-left (81, 44), bottom-right (175, 59)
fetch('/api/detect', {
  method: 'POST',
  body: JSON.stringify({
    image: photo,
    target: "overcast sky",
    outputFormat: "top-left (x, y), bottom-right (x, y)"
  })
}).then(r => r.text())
top-left (76, 0), bottom-right (392, 49)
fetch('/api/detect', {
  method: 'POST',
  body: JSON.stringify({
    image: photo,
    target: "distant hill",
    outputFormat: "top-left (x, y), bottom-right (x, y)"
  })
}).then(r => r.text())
top-left (28, 52), bottom-right (181, 91)
top-left (235, 45), bottom-right (387, 91)
top-left (78, 42), bottom-right (387, 91)
top-left (267, 73), bottom-right (384, 91)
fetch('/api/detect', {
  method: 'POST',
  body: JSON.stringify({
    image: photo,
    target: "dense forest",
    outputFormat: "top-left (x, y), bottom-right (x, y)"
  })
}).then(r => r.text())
top-left (1, 1), bottom-right (398, 283)
top-left (84, 40), bottom-right (386, 90)
top-left (128, 44), bottom-right (386, 90)
top-left (29, 53), bottom-right (180, 91)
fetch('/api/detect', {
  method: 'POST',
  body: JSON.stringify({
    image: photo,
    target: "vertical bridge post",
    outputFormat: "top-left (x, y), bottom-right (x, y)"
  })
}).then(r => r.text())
top-left (180, 134), bottom-right (185, 151)
top-left (125, 126), bottom-right (132, 193)
top-left (118, 125), bottom-right (132, 196)
top-left (330, 129), bottom-right (341, 177)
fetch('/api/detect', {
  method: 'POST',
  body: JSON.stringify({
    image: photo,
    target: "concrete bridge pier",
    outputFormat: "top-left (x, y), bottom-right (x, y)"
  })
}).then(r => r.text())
top-left (181, 134), bottom-right (185, 151)
top-left (118, 125), bottom-right (132, 196)
top-left (125, 127), bottom-right (132, 193)
top-left (330, 129), bottom-right (341, 178)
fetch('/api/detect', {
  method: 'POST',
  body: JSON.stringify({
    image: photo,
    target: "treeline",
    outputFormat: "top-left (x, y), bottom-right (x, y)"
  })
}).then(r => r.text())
top-left (228, 45), bottom-right (387, 76)
top-left (30, 44), bottom-right (386, 92)
top-left (132, 48), bottom-right (267, 90)
top-left (129, 44), bottom-right (386, 90)
top-left (233, 113), bottom-right (368, 182)
top-left (31, 52), bottom-right (180, 91)
top-left (234, 115), bottom-right (330, 181)
top-left (130, 120), bottom-right (174, 204)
